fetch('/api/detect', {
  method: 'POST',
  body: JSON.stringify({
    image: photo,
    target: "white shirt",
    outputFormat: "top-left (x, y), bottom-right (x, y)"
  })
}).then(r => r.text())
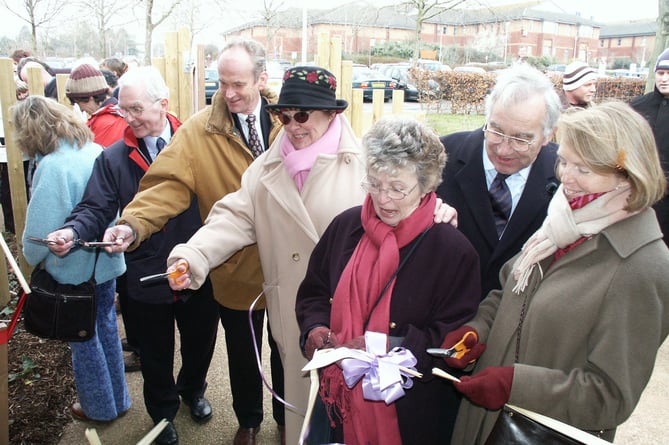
top-left (144, 118), bottom-right (172, 161)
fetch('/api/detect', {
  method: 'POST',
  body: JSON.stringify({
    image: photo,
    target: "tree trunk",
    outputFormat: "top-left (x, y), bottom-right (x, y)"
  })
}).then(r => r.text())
top-left (647, 0), bottom-right (669, 92)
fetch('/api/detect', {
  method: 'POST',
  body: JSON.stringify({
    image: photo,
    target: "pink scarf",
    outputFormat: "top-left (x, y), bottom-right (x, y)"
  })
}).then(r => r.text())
top-left (280, 114), bottom-right (342, 192)
top-left (320, 192), bottom-right (436, 445)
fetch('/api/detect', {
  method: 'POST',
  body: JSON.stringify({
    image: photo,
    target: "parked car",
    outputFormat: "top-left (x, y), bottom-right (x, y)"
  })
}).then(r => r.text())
top-left (205, 68), bottom-right (218, 104)
top-left (352, 65), bottom-right (401, 102)
top-left (379, 64), bottom-right (422, 102)
top-left (453, 66), bottom-right (486, 74)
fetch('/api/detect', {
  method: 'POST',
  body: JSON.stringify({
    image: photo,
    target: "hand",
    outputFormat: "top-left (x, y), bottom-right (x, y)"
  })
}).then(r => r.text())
top-left (102, 224), bottom-right (135, 253)
top-left (166, 259), bottom-right (191, 291)
top-left (45, 228), bottom-right (75, 257)
top-left (433, 197), bottom-right (458, 228)
top-left (441, 325), bottom-right (486, 369)
top-left (454, 366), bottom-right (514, 410)
top-left (304, 326), bottom-right (340, 360)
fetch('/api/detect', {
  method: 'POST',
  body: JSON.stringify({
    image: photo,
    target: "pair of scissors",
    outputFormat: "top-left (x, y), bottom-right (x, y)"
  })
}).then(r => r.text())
top-left (426, 331), bottom-right (478, 360)
top-left (26, 236), bottom-right (115, 248)
top-left (139, 268), bottom-right (188, 285)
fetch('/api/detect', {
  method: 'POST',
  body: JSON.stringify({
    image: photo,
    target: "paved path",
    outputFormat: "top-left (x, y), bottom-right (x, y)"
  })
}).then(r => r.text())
top-left (58, 322), bottom-right (669, 444)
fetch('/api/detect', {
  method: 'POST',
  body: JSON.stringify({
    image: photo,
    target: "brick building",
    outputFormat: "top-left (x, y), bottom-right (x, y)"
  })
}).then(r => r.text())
top-left (223, 0), bottom-right (657, 68)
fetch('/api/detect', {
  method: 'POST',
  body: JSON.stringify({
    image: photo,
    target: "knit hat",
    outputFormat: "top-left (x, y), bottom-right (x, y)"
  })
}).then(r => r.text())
top-left (562, 62), bottom-right (597, 91)
top-left (265, 66), bottom-right (348, 112)
top-left (655, 48), bottom-right (669, 71)
top-left (66, 64), bottom-right (109, 99)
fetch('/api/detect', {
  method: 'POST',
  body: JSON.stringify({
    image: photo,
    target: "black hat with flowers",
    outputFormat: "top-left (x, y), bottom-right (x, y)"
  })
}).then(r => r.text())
top-left (266, 66), bottom-right (348, 112)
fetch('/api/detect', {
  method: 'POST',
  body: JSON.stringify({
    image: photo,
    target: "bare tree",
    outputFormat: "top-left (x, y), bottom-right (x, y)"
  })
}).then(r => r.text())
top-left (75, 0), bottom-right (139, 58)
top-left (1, 0), bottom-right (67, 53)
top-left (142, 0), bottom-right (182, 65)
top-left (258, 0), bottom-right (286, 58)
top-left (646, 0), bottom-right (669, 92)
top-left (397, 0), bottom-right (470, 61)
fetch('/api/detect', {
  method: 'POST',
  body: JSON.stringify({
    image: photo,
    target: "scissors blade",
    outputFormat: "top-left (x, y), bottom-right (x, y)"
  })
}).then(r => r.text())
top-left (26, 236), bottom-right (57, 246)
top-left (77, 240), bottom-right (116, 247)
top-left (427, 347), bottom-right (456, 358)
top-left (139, 272), bottom-right (171, 284)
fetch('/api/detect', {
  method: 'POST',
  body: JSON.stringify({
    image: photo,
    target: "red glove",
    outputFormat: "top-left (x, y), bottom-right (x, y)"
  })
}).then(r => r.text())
top-left (454, 366), bottom-right (514, 410)
top-left (441, 325), bottom-right (486, 369)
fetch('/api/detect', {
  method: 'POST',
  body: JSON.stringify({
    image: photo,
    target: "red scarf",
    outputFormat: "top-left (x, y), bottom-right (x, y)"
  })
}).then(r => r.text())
top-left (319, 192), bottom-right (436, 445)
top-left (553, 192), bottom-right (605, 261)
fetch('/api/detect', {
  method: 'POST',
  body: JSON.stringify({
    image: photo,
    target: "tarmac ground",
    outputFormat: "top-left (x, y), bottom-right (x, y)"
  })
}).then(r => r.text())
top-left (57, 318), bottom-right (669, 445)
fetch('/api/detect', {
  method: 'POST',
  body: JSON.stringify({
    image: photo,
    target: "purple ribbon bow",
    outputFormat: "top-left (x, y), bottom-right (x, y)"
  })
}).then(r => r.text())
top-left (341, 331), bottom-right (418, 404)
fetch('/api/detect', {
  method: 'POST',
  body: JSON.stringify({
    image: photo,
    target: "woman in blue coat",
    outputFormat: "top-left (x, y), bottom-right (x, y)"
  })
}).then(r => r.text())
top-left (13, 96), bottom-right (129, 421)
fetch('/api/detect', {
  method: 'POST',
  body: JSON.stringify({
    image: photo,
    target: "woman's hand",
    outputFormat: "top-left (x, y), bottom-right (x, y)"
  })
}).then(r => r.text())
top-left (166, 259), bottom-right (191, 291)
top-left (433, 197), bottom-right (458, 228)
top-left (304, 326), bottom-right (340, 360)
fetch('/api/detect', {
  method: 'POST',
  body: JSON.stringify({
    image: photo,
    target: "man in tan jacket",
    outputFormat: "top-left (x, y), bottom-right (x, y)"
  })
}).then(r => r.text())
top-left (103, 39), bottom-right (284, 445)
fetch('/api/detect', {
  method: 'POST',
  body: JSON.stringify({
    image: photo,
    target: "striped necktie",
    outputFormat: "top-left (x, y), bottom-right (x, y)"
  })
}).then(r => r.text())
top-left (489, 173), bottom-right (512, 238)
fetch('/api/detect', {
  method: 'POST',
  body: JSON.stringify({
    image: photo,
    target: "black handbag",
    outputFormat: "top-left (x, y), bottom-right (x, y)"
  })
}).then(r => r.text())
top-left (485, 405), bottom-right (611, 445)
top-left (23, 265), bottom-right (97, 342)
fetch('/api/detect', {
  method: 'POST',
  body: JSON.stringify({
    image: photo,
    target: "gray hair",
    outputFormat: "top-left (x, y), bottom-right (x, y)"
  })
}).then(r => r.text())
top-left (363, 117), bottom-right (446, 193)
top-left (118, 66), bottom-right (169, 101)
top-left (221, 38), bottom-right (267, 81)
top-left (485, 64), bottom-right (561, 139)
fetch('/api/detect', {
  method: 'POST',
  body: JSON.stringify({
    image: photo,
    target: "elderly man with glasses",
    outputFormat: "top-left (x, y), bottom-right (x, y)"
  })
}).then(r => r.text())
top-left (437, 64), bottom-right (561, 299)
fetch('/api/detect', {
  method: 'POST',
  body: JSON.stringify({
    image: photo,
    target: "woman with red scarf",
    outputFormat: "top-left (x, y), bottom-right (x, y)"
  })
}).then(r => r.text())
top-left (296, 117), bottom-right (482, 444)
top-left (443, 101), bottom-right (669, 444)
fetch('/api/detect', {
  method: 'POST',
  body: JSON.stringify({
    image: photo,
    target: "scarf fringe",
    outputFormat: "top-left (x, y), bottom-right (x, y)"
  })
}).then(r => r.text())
top-left (319, 364), bottom-right (351, 428)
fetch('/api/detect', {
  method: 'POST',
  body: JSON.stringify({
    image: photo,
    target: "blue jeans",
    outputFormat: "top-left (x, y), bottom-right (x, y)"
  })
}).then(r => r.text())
top-left (70, 279), bottom-right (131, 420)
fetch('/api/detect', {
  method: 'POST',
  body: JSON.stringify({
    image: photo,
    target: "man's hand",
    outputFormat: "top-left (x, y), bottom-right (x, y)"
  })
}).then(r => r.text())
top-left (434, 197), bottom-right (458, 228)
top-left (45, 228), bottom-right (76, 257)
top-left (166, 258), bottom-right (191, 291)
top-left (102, 224), bottom-right (135, 253)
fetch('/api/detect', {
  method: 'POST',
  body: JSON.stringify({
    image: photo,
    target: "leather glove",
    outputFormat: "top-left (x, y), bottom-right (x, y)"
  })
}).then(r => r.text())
top-left (440, 325), bottom-right (486, 369)
top-left (454, 366), bottom-right (514, 410)
top-left (304, 326), bottom-right (339, 360)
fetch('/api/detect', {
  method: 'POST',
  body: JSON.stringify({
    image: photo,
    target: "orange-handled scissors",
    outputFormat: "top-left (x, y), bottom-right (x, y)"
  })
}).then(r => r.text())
top-left (139, 268), bottom-right (187, 285)
top-left (427, 331), bottom-right (478, 360)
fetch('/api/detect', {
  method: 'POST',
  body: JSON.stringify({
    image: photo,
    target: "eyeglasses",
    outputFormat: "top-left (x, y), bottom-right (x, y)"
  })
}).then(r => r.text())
top-left (119, 98), bottom-right (161, 119)
top-left (484, 124), bottom-right (536, 152)
top-left (360, 178), bottom-right (419, 200)
top-left (273, 110), bottom-right (313, 125)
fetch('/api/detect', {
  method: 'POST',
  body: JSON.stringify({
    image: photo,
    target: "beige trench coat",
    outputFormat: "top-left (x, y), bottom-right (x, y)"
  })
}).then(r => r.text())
top-left (169, 115), bottom-right (367, 444)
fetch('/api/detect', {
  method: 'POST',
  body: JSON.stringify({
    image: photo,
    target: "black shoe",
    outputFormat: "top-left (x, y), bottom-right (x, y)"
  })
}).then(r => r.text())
top-left (183, 396), bottom-right (212, 423)
top-left (124, 351), bottom-right (141, 372)
top-left (155, 421), bottom-right (178, 445)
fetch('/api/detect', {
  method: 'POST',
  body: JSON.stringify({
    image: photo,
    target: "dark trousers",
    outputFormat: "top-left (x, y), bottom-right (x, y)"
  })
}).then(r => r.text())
top-left (219, 305), bottom-right (285, 428)
top-left (0, 160), bottom-right (31, 233)
top-left (127, 280), bottom-right (218, 423)
top-left (116, 274), bottom-right (140, 354)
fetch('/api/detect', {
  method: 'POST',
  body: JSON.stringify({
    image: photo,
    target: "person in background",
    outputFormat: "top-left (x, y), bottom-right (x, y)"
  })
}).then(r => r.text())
top-left (560, 61), bottom-right (598, 109)
top-left (631, 47), bottom-right (669, 246)
top-left (101, 58), bottom-right (129, 99)
top-left (101, 68), bottom-right (119, 94)
top-left (46, 66), bottom-right (219, 445)
top-left (65, 63), bottom-right (127, 148)
top-left (437, 63), bottom-right (561, 299)
top-left (12, 96), bottom-right (129, 422)
top-left (295, 117), bottom-right (481, 444)
top-left (444, 101), bottom-right (669, 444)
top-left (16, 57), bottom-right (58, 99)
top-left (10, 49), bottom-right (31, 68)
top-left (99, 39), bottom-right (286, 445)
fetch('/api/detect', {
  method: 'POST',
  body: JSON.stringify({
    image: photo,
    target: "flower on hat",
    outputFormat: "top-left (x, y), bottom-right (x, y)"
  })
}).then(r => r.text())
top-left (283, 68), bottom-right (337, 91)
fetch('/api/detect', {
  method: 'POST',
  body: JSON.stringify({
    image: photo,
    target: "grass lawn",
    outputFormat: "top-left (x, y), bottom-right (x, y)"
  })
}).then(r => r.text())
top-left (425, 112), bottom-right (485, 136)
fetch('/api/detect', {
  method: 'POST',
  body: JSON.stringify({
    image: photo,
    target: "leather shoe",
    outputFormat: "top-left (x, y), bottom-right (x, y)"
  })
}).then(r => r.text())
top-left (183, 396), bottom-right (212, 423)
top-left (124, 351), bottom-right (141, 372)
top-left (233, 426), bottom-right (260, 445)
top-left (155, 421), bottom-right (178, 445)
top-left (69, 402), bottom-right (91, 422)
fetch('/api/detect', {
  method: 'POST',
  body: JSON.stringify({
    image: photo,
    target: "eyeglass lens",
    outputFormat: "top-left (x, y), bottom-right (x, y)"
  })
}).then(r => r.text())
top-left (278, 111), bottom-right (310, 125)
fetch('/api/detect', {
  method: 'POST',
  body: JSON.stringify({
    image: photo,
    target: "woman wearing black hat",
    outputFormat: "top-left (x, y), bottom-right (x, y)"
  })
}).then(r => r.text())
top-left (164, 65), bottom-right (368, 444)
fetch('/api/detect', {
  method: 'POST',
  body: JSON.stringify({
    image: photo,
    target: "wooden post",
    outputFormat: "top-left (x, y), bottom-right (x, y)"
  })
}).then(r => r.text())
top-left (2, 60), bottom-right (28, 274)
top-left (195, 44), bottom-right (206, 112)
top-left (350, 89), bottom-right (364, 137)
top-left (340, 61), bottom-right (353, 124)
top-left (164, 31), bottom-right (180, 118)
top-left (317, 32), bottom-right (330, 70)
top-left (0, 334), bottom-right (7, 445)
top-left (392, 90), bottom-right (405, 114)
top-left (177, 28), bottom-right (193, 121)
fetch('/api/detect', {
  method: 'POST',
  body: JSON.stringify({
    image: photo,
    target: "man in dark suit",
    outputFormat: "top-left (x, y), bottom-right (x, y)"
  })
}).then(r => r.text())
top-left (437, 64), bottom-right (562, 298)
